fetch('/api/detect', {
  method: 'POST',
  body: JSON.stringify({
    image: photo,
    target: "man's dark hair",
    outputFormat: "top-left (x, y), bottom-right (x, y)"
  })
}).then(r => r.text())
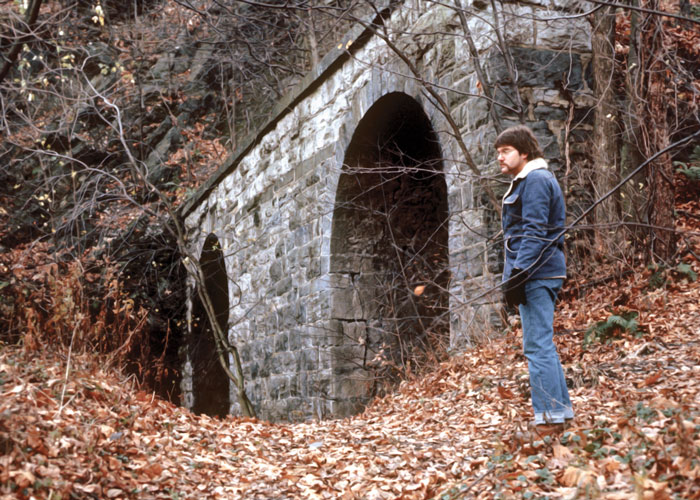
top-left (494, 125), bottom-right (543, 161)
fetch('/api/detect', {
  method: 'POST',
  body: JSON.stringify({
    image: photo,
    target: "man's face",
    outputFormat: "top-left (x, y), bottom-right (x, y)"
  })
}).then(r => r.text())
top-left (496, 145), bottom-right (528, 177)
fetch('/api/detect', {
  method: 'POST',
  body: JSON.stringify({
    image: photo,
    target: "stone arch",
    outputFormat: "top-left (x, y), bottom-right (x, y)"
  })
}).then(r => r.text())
top-left (330, 92), bottom-right (449, 411)
top-left (189, 233), bottom-right (231, 417)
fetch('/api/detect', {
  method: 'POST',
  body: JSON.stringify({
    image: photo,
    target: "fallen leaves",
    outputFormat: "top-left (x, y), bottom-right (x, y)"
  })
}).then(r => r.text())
top-left (641, 370), bottom-right (664, 387)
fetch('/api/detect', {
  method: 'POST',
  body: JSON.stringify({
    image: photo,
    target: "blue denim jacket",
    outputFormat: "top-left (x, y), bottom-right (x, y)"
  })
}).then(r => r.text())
top-left (502, 160), bottom-right (567, 282)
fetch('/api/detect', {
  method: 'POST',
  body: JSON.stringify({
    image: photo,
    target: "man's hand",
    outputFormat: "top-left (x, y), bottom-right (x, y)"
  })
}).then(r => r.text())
top-left (503, 268), bottom-right (528, 308)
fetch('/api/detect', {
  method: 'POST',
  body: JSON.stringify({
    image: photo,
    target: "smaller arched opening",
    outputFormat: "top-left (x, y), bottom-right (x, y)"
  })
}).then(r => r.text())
top-left (189, 234), bottom-right (230, 417)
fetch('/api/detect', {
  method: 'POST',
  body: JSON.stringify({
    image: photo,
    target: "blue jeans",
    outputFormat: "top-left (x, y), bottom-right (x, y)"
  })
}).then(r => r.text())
top-left (519, 279), bottom-right (573, 424)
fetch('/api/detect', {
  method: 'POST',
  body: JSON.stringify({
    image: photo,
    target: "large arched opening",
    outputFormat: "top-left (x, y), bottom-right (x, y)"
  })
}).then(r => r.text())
top-left (330, 92), bottom-right (449, 410)
top-left (190, 233), bottom-right (231, 417)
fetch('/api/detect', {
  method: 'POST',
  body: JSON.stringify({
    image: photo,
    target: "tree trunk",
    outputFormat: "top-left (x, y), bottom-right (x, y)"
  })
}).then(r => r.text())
top-left (645, 38), bottom-right (675, 261)
top-left (0, 0), bottom-right (44, 85)
top-left (634, 0), bottom-right (676, 261)
top-left (623, 0), bottom-right (676, 262)
top-left (307, 7), bottom-right (320, 69)
top-left (591, 5), bottom-right (621, 258)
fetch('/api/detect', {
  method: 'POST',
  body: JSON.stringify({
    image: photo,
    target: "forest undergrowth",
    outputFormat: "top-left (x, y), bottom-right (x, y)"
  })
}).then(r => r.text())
top-left (1, 181), bottom-right (699, 499)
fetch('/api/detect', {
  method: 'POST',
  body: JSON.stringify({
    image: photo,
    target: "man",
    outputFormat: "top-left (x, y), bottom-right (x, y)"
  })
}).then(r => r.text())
top-left (496, 125), bottom-right (573, 438)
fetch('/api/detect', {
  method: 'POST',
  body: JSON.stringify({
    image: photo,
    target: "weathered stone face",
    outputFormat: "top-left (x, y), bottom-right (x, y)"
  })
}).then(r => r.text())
top-left (181, 0), bottom-right (592, 421)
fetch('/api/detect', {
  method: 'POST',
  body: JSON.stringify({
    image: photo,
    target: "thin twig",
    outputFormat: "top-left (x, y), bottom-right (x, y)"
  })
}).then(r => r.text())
top-left (56, 322), bottom-right (80, 418)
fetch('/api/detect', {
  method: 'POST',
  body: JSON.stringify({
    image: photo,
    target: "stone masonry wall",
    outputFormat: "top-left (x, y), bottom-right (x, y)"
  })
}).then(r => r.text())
top-left (181, 0), bottom-right (593, 421)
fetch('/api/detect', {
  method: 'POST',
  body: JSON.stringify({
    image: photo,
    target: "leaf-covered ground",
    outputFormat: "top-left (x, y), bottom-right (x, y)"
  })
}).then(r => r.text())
top-left (2, 205), bottom-right (700, 500)
top-left (2, 263), bottom-right (699, 499)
